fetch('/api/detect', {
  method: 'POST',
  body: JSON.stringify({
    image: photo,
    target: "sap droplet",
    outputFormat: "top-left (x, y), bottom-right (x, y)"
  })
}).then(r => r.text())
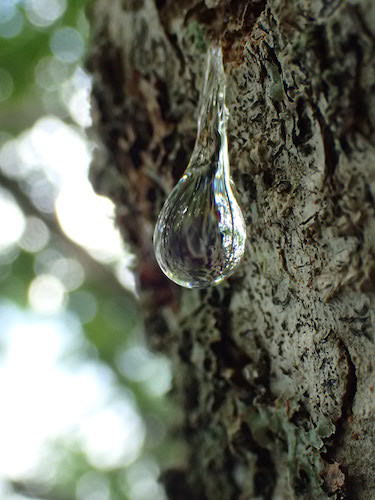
top-left (153, 45), bottom-right (246, 289)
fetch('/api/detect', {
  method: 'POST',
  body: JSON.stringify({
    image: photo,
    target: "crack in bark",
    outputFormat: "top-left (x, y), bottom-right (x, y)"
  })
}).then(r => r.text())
top-left (322, 336), bottom-right (358, 496)
top-left (313, 104), bottom-right (339, 180)
top-left (242, 423), bottom-right (276, 500)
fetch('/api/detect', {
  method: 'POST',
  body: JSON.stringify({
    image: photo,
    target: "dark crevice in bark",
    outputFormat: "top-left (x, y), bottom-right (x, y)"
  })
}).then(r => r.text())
top-left (242, 423), bottom-right (276, 500)
top-left (165, 32), bottom-right (187, 74)
top-left (209, 288), bottom-right (255, 393)
top-left (178, 328), bottom-right (194, 364)
top-left (294, 468), bottom-right (311, 497)
top-left (340, 309), bottom-right (373, 342)
top-left (322, 337), bottom-right (358, 496)
top-left (342, 34), bottom-right (374, 143)
top-left (314, 105), bottom-right (339, 179)
top-left (185, 2), bottom-right (218, 26)
top-left (155, 0), bottom-right (167, 9)
top-left (264, 41), bottom-right (282, 75)
top-left (162, 468), bottom-right (202, 500)
top-left (292, 98), bottom-right (313, 147)
top-left (290, 400), bottom-right (311, 432)
top-left (87, 35), bottom-right (126, 107)
top-left (309, 24), bottom-right (331, 72)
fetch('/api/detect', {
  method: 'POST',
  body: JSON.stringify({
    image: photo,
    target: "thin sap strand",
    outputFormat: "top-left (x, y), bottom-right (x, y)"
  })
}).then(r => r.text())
top-left (153, 44), bottom-right (246, 289)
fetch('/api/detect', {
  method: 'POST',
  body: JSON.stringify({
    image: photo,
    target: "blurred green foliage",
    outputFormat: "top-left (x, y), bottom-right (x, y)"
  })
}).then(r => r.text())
top-left (0, 1), bottom-right (181, 499)
top-left (0, 0), bottom-right (89, 100)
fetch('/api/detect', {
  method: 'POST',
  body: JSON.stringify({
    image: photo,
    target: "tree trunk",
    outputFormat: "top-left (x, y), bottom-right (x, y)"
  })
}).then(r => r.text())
top-left (87, 1), bottom-right (375, 498)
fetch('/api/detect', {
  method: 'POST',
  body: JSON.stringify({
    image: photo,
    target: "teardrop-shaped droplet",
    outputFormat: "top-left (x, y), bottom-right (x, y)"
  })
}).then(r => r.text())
top-left (153, 45), bottom-right (246, 289)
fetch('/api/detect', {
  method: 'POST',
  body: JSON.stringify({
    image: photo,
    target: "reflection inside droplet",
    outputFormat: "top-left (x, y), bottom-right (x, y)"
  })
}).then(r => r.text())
top-left (153, 45), bottom-right (246, 288)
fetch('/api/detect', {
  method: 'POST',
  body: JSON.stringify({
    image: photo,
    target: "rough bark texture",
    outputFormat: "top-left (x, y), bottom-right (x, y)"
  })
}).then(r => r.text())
top-left (87, 1), bottom-right (375, 498)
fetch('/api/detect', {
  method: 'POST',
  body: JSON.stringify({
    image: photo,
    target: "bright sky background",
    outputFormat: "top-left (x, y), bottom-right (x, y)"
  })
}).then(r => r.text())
top-left (0, 302), bottom-right (145, 477)
top-left (0, 302), bottom-right (168, 500)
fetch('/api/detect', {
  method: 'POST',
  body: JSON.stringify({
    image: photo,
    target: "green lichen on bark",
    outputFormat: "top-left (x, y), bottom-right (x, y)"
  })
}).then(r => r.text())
top-left (88, 0), bottom-right (375, 498)
top-left (187, 21), bottom-right (208, 53)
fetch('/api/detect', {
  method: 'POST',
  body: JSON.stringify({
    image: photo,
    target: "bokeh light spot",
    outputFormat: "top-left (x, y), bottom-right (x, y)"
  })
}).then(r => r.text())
top-left (18, 216), bottom-right (50, 253)
top-left (0, 1), bottom-right (17, 23)
top-left (68, 290), bottom-right (97, 324)
top-left (0, 8), bottom-right (24, 39)
top-left (50, 256), bottom-right (85, 291)
top-left (56, 188), bottom-right (124, 263)
top-left (50, 27), bottom-right (84, 64)
top-left (35, 56), bottom-right (70, 91)
top-left (79, 402), bottom-right (145, 470)
top-left (126, 459), bottom-right (166, 500)
top-left (117, 347), bottom-right (172, 396)
top-left (24, 170), bottom-right (57, 213)
top-left (28, 274), bottom-right (66, 313)
top-left (25, 0), bottom-right (66, 28)
top-left (0, 138), bottom-right (32, 180)
top-left (34, 247), bottom-right (64, 275)
top-left (0, 188), bottom-right (26, 251)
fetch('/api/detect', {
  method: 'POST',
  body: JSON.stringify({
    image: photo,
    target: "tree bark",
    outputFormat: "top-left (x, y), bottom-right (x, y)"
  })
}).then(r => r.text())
top-left (87, 0), bottom-right (375, 498)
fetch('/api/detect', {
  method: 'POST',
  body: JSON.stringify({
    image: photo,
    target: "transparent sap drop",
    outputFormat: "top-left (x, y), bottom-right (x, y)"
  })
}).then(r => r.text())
top-left (153, 45), bottom-right (246, 289)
